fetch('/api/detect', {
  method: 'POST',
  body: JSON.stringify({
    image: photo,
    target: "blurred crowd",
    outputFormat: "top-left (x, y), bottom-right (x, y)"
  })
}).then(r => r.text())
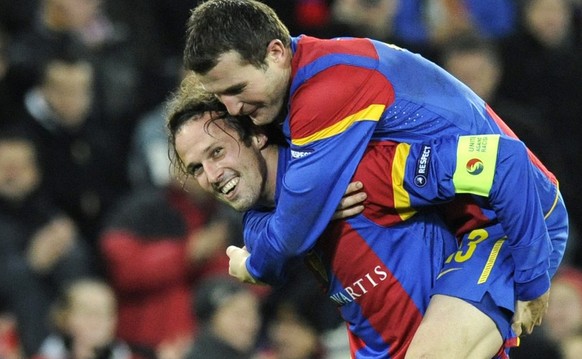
top-left (0, 0), bottom-right (581, 358)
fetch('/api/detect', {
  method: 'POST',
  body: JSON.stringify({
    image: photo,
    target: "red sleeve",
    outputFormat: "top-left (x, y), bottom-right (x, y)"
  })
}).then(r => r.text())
top-left (289, 66), bottom-right (393, 142)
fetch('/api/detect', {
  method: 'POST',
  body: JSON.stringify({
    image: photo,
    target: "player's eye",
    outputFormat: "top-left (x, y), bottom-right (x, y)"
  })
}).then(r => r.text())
top-left (188, 164), bottom-right (203, 177)
top-left (212, 147), bottom-right (224, 158)
top-left (222, 84), bottom-right (245, 96)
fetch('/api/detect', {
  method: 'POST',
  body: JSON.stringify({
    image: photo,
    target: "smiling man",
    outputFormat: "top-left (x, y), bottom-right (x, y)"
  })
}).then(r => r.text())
top-left (165, 77), bottom-right (567, 358)
top-left (181, 7), bottom-right (569, 354)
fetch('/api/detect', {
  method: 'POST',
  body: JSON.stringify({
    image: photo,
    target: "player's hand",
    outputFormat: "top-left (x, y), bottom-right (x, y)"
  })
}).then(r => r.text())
top-left (332, 181), bottom-right (367, 220)
top-left (512, 289), bottom-right (550, 336)
top-left (226, 245), bottom-right (259, 284)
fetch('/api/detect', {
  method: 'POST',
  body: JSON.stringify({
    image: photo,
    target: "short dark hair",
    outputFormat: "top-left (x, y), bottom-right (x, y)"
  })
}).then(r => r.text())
top-left (183, 0), bottom-right (291, 74)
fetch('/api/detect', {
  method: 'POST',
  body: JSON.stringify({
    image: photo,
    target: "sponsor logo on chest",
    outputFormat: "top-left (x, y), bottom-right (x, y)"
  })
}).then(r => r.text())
top-left (329, 265), bottom-right (388, 306)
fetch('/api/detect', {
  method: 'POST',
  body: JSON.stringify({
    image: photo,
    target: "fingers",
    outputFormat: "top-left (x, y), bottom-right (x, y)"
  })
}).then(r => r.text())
top-left (525, 322), bottom-right (535, 335)
top-left (512, 302), bottom-right (546, 337)
top-left (338, 192), bottom-right (367, 210)
top-left (226, 245), bottom-right (239, 258)
top-left (511, 321), bottom-right (523, 337)
top-left (334, 181), bottom-right (367, 220)
top-left (511, 320), bottom-right (536, 336)
top-left (331, 205), bottom-right (365, 220)
top-left (344, 181), bottom-right (364, 195)
top-left (512, 302), bottom-right (525, 337)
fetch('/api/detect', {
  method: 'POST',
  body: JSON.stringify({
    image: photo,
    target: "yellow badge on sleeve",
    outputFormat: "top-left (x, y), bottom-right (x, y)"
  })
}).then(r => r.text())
top-left (452, 135), bottom-right (500, 196)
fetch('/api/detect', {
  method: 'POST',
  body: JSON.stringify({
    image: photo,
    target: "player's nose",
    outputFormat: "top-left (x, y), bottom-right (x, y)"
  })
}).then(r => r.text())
top-left (205, 163), bottom-right (224, 185)
top-left (219, 95), bottom-right (243, 116)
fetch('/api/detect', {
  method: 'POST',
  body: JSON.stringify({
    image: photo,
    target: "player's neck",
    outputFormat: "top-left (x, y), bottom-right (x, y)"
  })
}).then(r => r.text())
top-left (259, 145), bottom-right (279, 208)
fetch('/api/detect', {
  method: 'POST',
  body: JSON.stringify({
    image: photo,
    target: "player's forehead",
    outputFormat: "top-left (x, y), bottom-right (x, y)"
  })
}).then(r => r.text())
top-left (199, 51), bottom-right (254, 94)
top-left (177, 115), bottom-right (237, 152)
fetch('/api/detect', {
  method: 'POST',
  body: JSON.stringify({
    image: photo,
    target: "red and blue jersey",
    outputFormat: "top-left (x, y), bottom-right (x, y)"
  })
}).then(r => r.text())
top-left (246, 144), bottom-right (457, 358)
top-left (245, 134), bottom-right (567, 358)
top-left (244, 36), bottom-right (567, 303)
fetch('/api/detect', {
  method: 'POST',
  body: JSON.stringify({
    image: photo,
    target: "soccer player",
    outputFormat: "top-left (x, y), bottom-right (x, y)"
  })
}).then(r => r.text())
top-left (182, 0), bottom-right (568, 356)
top-left (165, 80), bottom-right (566, 358)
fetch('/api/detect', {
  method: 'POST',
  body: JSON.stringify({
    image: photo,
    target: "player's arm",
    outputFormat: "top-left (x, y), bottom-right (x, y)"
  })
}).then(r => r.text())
top-left (399, 135), bottom-right (555, 301)
top-left (244, 126), bottom-right (375, 284)
top-left (240, 61), bottom-right (392, 284)
top-left (227, 181), bottom-right (364, 284)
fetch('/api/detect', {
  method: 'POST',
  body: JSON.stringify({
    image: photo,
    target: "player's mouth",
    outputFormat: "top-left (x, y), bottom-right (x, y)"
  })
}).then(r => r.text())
top-left (241, 104), bottom-right (261, 120)
top-left (219, 176), bottom-right (240, 199)
top-left (249, 108), bottom-right (259, 119)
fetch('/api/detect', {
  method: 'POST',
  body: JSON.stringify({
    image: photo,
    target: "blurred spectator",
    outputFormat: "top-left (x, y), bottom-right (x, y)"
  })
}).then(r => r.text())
top-left (545, 266), bottom-right (582, 343)
top-left (326, 0), bottom-right (441, 59)
top-left (499, 0), bottom-right (582, 108)
top-left (392, 0), bottom-right (517, 59)
top-left (497, 0), bottom-right (582, 261)
top-left (394, 0), bottom-right (517, 42)
top-left (329, 0), bottom-right (399, 40)
top-left (105, 0), bottom-right (191, 105)
top-left (262, 1), bottom-right (333, 38)
top-left (0, 308), bottom-right (22, 359)
top-left (20, 53), bottom-right (129, 258)
top-left (513, 265), bottom-right (582, 358)
top-left (439, 35), bottom-right (502, 102)
top-left (562, 332), bottom-right (582, 359)
top-left (99, 176), bottom-right (240, 359)
top-left (6, 0), bottom-right (146, 122)
top-left (256, 266), bottom-right (345, 359)
top-left (326, 0), bottom-right (516, 60)
top-left (127, 101), bottom-right (172, 189)
top-left (94, 0), bottom-right (177, 123)
top-left (0, 125), bottom-right (94, 357)
top-left (185, 276), bottom-right (261, 359)
top-left (32, 278), bottom-right (138, 359)
top-left (127, 68), bottom-right (188, 190)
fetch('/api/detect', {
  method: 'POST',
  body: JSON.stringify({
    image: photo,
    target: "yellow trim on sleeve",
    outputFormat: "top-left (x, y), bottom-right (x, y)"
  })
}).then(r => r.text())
top-left (291, 104), bottom-right (385, 146)
top-left (452, 135), bottom-right (500, 197)
top-left (392, 143), bottom-right (416, 221)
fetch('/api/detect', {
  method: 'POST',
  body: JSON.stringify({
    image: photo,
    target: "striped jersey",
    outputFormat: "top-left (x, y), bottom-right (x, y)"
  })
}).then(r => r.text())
top-left (243, 35), bottom-right (566, 304)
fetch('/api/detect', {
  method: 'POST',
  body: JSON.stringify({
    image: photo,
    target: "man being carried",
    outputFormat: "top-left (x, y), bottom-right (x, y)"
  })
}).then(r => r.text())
top-left (165, 78), bottom-right (567, 358)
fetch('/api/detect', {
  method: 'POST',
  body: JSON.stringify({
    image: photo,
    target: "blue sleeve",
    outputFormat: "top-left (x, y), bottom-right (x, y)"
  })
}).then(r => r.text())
top-left (244, 124), bottom-right (376, 285)
top-left (488, 138), bottom-right (552, 300)
top-left (402, 135), bottom-right (554, 300)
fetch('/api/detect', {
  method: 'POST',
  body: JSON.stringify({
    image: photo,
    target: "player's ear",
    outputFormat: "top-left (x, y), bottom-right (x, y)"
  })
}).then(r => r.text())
top-left (266, 39), bottom-right (287, 65)
top-left (253, 133), bottom-right (268, 149)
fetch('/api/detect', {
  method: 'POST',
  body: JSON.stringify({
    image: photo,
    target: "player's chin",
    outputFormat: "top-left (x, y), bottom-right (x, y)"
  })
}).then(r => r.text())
top-left (249, 115), bottom-right (266, 126)
top-left (222, 196), bottom-right (252, 213)
top-left (250, 109), bottom-right (276, 126)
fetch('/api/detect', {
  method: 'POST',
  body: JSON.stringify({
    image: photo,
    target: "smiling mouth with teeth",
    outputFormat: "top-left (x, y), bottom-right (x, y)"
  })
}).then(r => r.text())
top-left (221, 177), bottom-right (240, 195)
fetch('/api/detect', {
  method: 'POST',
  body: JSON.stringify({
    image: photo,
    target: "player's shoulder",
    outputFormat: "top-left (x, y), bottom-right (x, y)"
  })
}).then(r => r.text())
top-left (294, 35), bottom-right (379, 66)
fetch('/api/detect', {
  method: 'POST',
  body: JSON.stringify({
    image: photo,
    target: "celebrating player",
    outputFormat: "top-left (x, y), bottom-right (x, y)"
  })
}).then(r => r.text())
top-left (182, 3), bottom-right (568, 352)
top-left (165, 79), bottom-right (567, 358)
